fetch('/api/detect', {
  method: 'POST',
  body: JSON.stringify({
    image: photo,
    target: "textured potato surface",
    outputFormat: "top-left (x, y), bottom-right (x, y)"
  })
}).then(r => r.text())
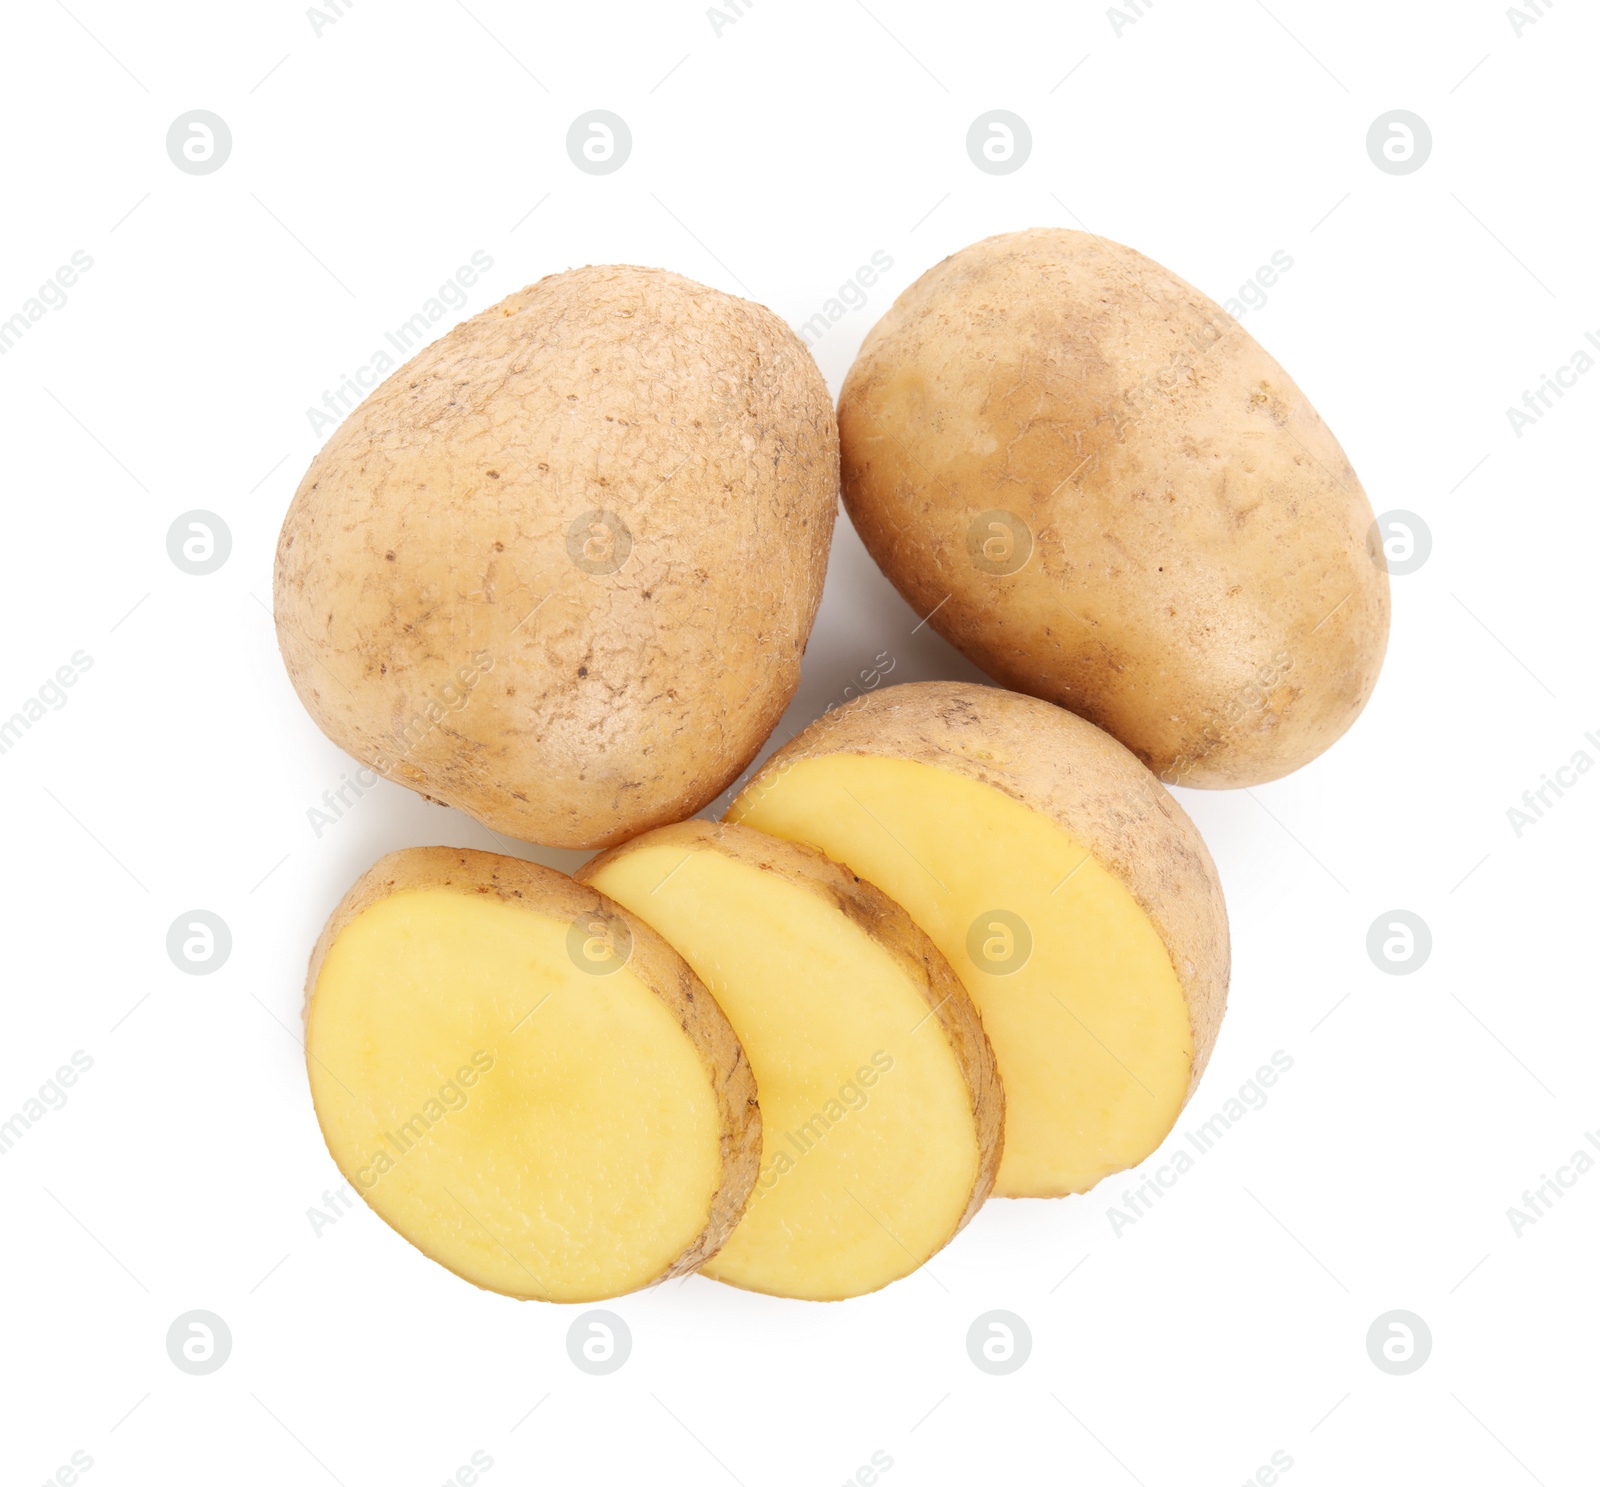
top-left (580, 821), bottom-right (1001, 1299)
top-left (304, 848), bottom-right (759, 1302)
top-left (276, 265), bottom-right (838, 848)
top-left (729, 681), bottom-right (1229, 1197)
top-left (837, 228), bottom-right (1389, 787)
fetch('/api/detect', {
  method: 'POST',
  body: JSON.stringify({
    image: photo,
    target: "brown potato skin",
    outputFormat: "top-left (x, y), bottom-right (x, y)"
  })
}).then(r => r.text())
top-left (577, 819), bottom-right (1004, 1258)
top-left (727, 682), bottom-right (1229, 1100)
top-left (304, 846), bottom-right (762, 1289)
top-left (275, 266), bottom-right (838, 849)
top-left (837, 229), bottom-right (1390, 787)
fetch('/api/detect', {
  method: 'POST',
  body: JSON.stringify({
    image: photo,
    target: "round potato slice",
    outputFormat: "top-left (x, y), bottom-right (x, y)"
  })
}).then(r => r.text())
top-left (729, 681), bottom-right (1229, 1198)
top-left (304, 847), bottom-right (759, 1303)
top-left (577, 820), bottom-right (1002, 1301)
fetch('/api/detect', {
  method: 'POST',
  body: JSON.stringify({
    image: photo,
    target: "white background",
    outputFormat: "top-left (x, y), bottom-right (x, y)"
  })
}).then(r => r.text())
top-left (2, 1), bottom-right (1595, 1483)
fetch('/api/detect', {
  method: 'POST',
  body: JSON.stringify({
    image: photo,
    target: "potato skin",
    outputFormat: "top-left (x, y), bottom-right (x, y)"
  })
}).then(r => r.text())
top-left (728, 681), bottom-right (1229, 1098)
top-left (305, 846), bottom-right (762, 1286)
top-left (837, 228), bottom-right (1389, 787)
top-left (275, 266), bottom-right (838, 848)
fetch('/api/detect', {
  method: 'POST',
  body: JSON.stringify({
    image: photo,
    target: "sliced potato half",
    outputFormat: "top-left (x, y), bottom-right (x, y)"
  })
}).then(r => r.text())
top-left (728, 681), bottom-right (1229, 1198)
top-left (304, 847), bottom-right (760, 1303)
top-left (578, 820), bottom-right (1002, 1301)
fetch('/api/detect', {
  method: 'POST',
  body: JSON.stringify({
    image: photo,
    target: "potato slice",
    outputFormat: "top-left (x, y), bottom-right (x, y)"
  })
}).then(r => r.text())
top-left (578, 821), bottom-right (1001, 1300)
top-left (728, 682), bottom-right (1229, 1198)
top-left (304, 847), bottom-right (759, 1303)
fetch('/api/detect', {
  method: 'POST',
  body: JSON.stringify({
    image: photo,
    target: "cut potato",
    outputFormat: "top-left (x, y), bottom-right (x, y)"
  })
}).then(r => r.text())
top-left (304, 847), bottom-right (759, 1302)
top-left (728, 681), bottom-right (1228, 1198)
top-left (578, 820), bottom-right (1002, 1300)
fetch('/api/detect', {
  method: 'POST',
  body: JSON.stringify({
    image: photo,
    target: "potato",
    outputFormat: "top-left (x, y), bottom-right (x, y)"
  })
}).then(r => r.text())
top-left (728, 681), bottom-right (1228, 1198)
top-left (275, 265), bottom-right (838, 849)
top-left (303, 847), bottom-right (759, 1302)
top-left (837, 228), bottom-right (1389, 787)
top-left (578, 819), bottom-right (1002, 1299)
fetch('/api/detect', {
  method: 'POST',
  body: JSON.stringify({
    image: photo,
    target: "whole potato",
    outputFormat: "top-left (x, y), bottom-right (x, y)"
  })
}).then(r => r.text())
top-left (275, 265), bottom-right (838, 848)
top-left (837, 229), bottom-right (1389, 787)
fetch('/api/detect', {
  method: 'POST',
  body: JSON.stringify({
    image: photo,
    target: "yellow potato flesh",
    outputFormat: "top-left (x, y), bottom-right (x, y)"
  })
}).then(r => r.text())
top-left (585, 842), bottom-right (980, 1300)
top-left (306, 888), bottom-right (724, 1302)
top-left (732, 756), bottom-right (1193, 1196)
